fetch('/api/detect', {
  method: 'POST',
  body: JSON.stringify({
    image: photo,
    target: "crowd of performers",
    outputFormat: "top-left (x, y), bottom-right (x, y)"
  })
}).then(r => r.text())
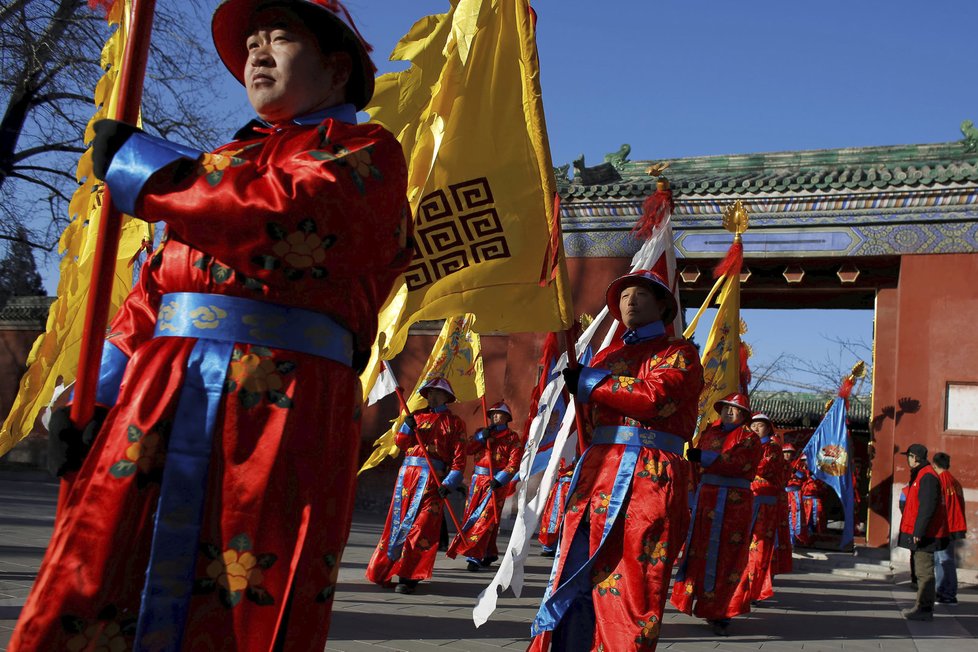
top-left (360, 268), bottom-right (842, 650)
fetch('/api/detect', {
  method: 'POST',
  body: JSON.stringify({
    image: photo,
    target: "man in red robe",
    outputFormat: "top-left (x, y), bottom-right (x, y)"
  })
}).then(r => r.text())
top-left (784, 444), bottom-right (811, 547)
top-left (538, 458), bottom-right (576, 556)
top-left (770, 442), bottom-right (795, 576)
top-left (11, 2), bottom-right (410, 650)
top-left (366, 377), bottom-right (467, 594)
top-left (670, 393), bottom-right (762, 637)
top-left (529, 269), bottom-right (704, 651)
top-left (448, 400), bottom-right (522, 571)
top-left (801, 460), bottom-right (829, 542)
top-left (745, 412), bottom-right (787, 605)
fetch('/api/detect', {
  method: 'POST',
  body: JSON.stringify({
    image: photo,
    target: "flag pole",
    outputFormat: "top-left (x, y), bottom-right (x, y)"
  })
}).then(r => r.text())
top-left (560, 330), bottom-right (588, 456)
top-left (71, 0), bottom-right (157, 427)
top-left (389, 378), bottom-right (463, 532)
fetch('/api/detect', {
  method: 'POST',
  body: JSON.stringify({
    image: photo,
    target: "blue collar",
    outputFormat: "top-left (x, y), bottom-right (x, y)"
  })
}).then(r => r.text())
top-left (621, 320), bottom-right (666, 345)
top-left (234, 103), bottom-right (358, 140)
top-left (429, 404), bottom-right (449, 414)
top-left (760, 436), bottom-right (771, 445)
top-left (490, 423), bottom-right (507, 433)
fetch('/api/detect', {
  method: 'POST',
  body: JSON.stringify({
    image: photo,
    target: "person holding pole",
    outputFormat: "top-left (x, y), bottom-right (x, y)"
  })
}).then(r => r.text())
top-left (529, 269), bottom-right (703, 651)
top-left (448, 400), bottom-right (522, 571)
top-left (366, 377), bottom-right (467, 594)
top-left (11, 1), bottom-right (411, 649)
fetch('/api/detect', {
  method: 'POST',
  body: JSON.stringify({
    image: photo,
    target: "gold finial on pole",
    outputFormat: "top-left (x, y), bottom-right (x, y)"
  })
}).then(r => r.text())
top-left (722, 200), bottom-right (750, 242)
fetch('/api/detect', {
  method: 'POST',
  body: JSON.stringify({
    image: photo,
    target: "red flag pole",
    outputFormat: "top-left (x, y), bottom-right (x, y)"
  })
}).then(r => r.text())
top-left (71, 0), bottom-right (157, 427)
top-left (387, 372), bottom-right (463, 532)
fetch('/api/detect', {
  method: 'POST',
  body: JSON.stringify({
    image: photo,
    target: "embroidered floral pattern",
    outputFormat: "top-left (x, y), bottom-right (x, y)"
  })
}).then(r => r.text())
top-left (195, 533), bottom-right (277, 608)
top-left (635, 616), bottom-right (660, 646)
top-left (612, 375), bottom-right (637, 393)
top-left (594, 491), bottom-right (611, 515)
top-left (637, 457), bottom-right (669, 483)
top-left (307, 144), bottom-right (382, 194)
top-left (608, 359), bottom-right (630, 375)
top-left (638, 537), bottom-right (668, 565)
top-left (199, 150), bottom-right (247, 186)
top-left (61, 605), bottom-right (135, 652)
top-left (109, 421), bottom-right (168, 485)
top-left (253, 219), bottom-right (336, 281)
top-left (225, 346), bottom-right (295, 409)
top-left (593, 566), bottom-right (622, 596)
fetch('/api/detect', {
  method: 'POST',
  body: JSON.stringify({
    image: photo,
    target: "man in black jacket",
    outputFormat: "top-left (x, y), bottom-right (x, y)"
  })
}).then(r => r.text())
top-left (897, 443), bottom-right (949, 621)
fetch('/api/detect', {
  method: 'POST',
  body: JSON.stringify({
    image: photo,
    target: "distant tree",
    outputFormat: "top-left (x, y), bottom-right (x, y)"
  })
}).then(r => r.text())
top-left (0, 0), bottom-right (227, 255)
top-left (0, 225), bottom-right (46, 309)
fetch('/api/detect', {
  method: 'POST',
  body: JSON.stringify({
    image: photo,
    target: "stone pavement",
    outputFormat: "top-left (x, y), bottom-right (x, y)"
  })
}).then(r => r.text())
top-left (1, 466), bottom-right (975, 651)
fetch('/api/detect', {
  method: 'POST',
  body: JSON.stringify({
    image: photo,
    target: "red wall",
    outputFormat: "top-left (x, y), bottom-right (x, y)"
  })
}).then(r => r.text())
top-left (869, 253), bottom-right (978, 568)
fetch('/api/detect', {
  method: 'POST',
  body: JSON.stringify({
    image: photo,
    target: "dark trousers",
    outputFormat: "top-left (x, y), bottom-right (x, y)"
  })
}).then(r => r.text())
top-left (913, 549), bottom-right (935, 611)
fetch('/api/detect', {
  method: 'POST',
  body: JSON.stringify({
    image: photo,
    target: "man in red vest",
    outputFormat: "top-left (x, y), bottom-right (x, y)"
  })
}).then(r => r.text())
top-left (932, 452), bottom-right (967, 605)
top-left (897, 443), bottom-right (949, 621)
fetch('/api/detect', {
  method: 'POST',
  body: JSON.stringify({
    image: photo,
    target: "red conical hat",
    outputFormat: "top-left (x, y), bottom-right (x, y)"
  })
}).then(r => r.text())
top-left (714, 392), bottom-right (750, 413)
top-left (606, 268), bottom-right (678, 324)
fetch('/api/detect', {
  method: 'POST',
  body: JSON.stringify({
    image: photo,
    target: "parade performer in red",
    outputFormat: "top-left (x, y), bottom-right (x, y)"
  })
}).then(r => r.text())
top-left (746, 412), bottom-right (788, 605)
top-left (366, 378), bottom-right (467, 594)
top-left (529, 269), bottom-right (704, 651)
top-left (784, 444), bottom-right (811, 546)
top-left (771, 442), bottom-right (795, 575)
top-left (801, 459), bottom-right (829, 542)
top-left (670, 393), bottom-right (762, 637)
top-left (538, 458), bottom-right (576, 557)
top-left (448, 401), bottom-right (522, 571)
top-left (11, 2), bottom-right (410, 650)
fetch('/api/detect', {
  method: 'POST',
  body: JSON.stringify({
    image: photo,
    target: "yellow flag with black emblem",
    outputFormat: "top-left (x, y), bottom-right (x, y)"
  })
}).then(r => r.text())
top-left (683, 201), bottom-right (749, 442)
top-left (366, 0), bottom-right (573, 360)
top-left (1, 0), bottom-right (152, 457)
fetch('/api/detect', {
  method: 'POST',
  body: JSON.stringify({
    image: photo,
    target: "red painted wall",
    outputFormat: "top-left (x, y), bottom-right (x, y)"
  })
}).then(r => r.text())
top-left (869, 253), bottom-right (978, 569)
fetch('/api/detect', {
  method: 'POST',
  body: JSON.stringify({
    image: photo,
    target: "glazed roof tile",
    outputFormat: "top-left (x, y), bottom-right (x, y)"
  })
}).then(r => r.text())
top-left (561, 141), bottom-right (978, 199)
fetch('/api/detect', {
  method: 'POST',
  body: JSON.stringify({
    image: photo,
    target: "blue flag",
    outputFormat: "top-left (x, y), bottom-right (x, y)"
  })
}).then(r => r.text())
top-left (803, 397), bottom-right (854, 549)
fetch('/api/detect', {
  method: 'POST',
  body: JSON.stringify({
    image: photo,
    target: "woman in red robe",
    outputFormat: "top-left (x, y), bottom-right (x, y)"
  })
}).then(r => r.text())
top-left (530, 269), bottom-right (704, 651)
top-left (745, 413), bottom-right (788, 604)
top-left (366, 378), bottom-right (467, 594)
top-left (10, 2), bottom-right (410, 650)
top-left (670, 393), bottom-right (762, 637)
top-left (448, 401), bottom-right (522, 570)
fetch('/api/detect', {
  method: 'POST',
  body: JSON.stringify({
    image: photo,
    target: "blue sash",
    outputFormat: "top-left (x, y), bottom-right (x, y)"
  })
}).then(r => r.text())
top-left (749, 494), bottom-right (779, 533)
top-left (544, 476), bottom-right (573, 534)
top-left (135, 292), bottom-right (354, 647)
top-left (388, 456), bottom-right (445, 561)
top-left (531, 425), bottom-right (686, 636)
top-left (459, 466), bottom-right (495, 533)
top-left (675, 473), bottom-right (752, 591)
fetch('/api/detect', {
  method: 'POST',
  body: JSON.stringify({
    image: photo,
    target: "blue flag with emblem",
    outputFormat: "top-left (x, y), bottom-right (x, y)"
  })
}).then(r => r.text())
top-left (802, 397), bottom-right (854, 549)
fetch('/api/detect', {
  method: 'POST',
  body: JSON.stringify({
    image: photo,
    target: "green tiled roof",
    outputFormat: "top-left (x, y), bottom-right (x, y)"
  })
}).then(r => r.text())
top-left (750, 391), bottom-right (870, 430)
top-left (561, 140), bottom-right (978, 199)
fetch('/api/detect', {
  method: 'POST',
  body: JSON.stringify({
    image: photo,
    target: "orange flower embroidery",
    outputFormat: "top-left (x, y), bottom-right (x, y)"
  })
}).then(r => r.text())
top-left (229, 353), bottom-right (283, 394)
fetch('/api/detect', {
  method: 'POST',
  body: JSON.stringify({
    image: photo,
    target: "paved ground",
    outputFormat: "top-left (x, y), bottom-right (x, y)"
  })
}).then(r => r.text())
top-left (1, 466), bottom-right (975, 651)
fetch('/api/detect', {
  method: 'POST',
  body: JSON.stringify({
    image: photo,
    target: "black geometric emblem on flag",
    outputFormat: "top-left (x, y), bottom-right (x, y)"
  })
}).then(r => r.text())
top-left (405, 177), bottom-right (511, 290)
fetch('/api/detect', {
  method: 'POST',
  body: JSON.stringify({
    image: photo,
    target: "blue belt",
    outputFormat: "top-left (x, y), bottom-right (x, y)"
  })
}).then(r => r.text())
top-left (154, 292), bottom-right (354, 364)
top-left (135, 292), bottom-right (354, 646)
top-left (786, 486), bottom-right (800, 492)
top-left (590, 425), bottom-right (686, 455)
top-left (750, 494), bottom-right (780, 534)
top-left (404, 455), bottom-right (445, 474)
top-left (473, 465), bottom-right (491, 476)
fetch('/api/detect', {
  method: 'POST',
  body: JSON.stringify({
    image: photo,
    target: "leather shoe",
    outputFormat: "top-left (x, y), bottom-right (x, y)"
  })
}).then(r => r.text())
top-left (466, 561), bottom-right (480, 572)
top-left (936, 596), bottom-right (958, 604)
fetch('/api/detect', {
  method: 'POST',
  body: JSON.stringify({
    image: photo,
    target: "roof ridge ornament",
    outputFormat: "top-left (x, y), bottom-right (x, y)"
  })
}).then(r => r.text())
top-left (961, 119), bottom-right (978, 153)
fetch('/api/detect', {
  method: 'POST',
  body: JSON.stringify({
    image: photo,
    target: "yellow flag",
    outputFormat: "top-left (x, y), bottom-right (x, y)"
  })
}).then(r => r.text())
top-left (0, 0), bottom-right (152, 456)
top-left (359, 314), bottom-right (485, 474)
top-left (366, 0), bottom-right (573, 360)
top-left (683, 201), bottom-right (749, 442)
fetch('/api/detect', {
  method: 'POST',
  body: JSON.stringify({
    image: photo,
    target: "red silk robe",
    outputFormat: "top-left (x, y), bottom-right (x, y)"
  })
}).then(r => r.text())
top-left (10, 116), bottom-right (410, 652)
top-left (802, 474), bottom-right (829, 538)
top-left (530, 334), bottom-right (703, 652)
top-left (366, 408), bottom-right (467, 584)
top-left (670, 423), bottom-right (762, 621)
top-left (747, 436), bottom-right (788, 603)
top-left (538, 460), bottom-right (576, 550)
top-left (448, 425), bottom-right (522, 561)
top-left (786, 458), bottom-right (810, 546)
top-left (771, 489), bottom-right (794, 576)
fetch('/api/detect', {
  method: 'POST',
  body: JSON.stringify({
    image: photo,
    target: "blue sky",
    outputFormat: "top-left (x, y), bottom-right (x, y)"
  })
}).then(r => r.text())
top-left (38, 0), bottom-right (978, 393)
